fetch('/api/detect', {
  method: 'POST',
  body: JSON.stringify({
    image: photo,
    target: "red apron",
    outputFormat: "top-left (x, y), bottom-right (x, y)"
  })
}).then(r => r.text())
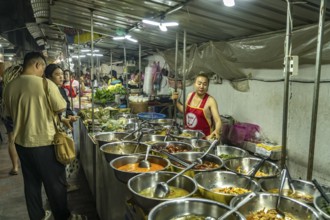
top-left (185, 92), bottom-right (212, 136)
top-left (62, 80), bottom-right (76, 98)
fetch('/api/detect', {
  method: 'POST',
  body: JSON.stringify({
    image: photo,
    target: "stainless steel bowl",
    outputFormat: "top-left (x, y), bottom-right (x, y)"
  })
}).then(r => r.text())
top-left (194, 171), bottom-right (260, 204)
top-left (151, 141), bottom-right (193, 153)
top-left (314, 192), bottom-right (330, 219)
top-left (183, 139), bottom-right (211, 151)
top-left (114, 113), bottom-right (136, 119)
top-left (259, 177), bottom-right (316, 204)
top-left (94, 132), bottom-right (136, 147)
top-left (171, 152), bottom-right (223, 177)
top-left (224, 157), bottom-right (280, 179)
top-left (110, 155), bottom-right (171, 183)
top-left (230, 192), bottom-right (320, 219)
top-left (148, 118), bottom-right (174, 126)
top-left (128, 171), bottom-right (197, 211)
top-left (148, 198), bottom-right (245, 220)
top-left (171, 129), bottom-right (205, 140)
top-left (140, 134), bottom-right (173, 145)
top-left (99, 141), bottom-right (149, 162)
top-left (213, 145), bottom-right (249, 160)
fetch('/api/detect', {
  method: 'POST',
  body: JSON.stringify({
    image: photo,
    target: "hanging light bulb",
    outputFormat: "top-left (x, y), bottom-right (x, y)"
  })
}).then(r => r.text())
top-left (223, 0), bottom-right (235, 7)
top-left (158, 23), bottom-right (168, 32)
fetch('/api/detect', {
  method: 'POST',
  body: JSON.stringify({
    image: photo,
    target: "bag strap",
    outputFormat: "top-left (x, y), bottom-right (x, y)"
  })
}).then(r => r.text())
top-left (42, 77), bottom-right (60, 132)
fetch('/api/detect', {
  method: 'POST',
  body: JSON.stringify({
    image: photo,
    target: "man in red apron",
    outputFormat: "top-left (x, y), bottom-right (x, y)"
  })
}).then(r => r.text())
top-left (173, 73), bottom-right (222, 140)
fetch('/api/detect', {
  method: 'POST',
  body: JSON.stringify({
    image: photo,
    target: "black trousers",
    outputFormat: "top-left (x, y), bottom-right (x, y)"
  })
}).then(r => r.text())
top-left (16, 144), bottom-right (70, 220)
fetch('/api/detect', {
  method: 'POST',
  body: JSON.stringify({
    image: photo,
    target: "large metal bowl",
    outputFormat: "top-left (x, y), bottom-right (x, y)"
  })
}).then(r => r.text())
top-left (99, 141), bottom-right (149, 162)
top-left (94, 132), bottom-right (136, 147)
top-left (151, 141), bottom-right (193, 153)
top-left (148, 198), bottom-right (245, 220)
top-left (224, 157), bottom-right (280, 179)
top-left (140, 134), bottom-right (173, 145)
top-left (114, 113), bottom-right (136, 119)
top-left (213, 145), bottom-right (249, 160)
top-left (171, 152), bottom-right (223, 177)
top-left (148, 118), bottom-right (174, 126)
top-left (171, 129), bottom-right (205, 140)
top-left (314, 192), bottom-right (330, 219)
top-left (194, 171), bottom-right (260, 204)
top-left (110, 155), bottom-right (171, 183)
top-left (230, 192), bottom-right (320, 219)
top-left (128, 171), bottom-right (197, 211)
top-left (182, 139), bottom-right (212, 151)
top-left (259, 177), bottom-right (316, 205)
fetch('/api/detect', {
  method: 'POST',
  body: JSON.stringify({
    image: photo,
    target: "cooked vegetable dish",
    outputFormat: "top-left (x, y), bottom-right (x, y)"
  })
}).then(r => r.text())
top-left (139, 186), bottom-right (189, 199)
top-left (117, 162), bottom-right (164, 172)
top-left (152, 144), bottom-right (190, 153)
top-left (247, 208), bottom-right (297, 220)
top-left (268, 189), bottom-right (313, 203)
top-left (170, 215), bottom-right (208, 220)
top-left (172, 161), bottom-right (220, 170)
top-left (210, 186), bottom-right (251, 195)
top-left (219, 153), bottom-right (238, 160)
top-left (237, 166), bottom-right (269, 177)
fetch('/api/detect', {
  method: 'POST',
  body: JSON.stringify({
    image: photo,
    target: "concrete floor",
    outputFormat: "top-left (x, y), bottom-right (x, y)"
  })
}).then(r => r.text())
top-left (0, 128), bottom-right (100, 220)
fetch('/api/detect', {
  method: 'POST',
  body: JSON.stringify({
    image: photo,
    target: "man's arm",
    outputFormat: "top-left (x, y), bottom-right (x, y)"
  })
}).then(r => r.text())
top-left (208, 97), bottom-right (222, 139)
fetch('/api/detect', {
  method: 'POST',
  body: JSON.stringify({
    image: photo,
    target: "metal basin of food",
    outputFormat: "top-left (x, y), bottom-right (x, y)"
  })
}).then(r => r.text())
top-left (148, 198), bottom-right (245, 220)
top-left (148, 118), bottom-right (174, 126)
top-left (99, 141), bottom-right (149, 162)
top-left (314, 192), bottom-right (330, 219)
top-left (110, 155), bottom-right (171, 183)
top-left (94, 132), bottom-right (137, 147)
top-left (140, 134), bottom-right (173, 145)
top-left (114, 113), bottom-right (136, 119)
top-left (171, 152), bottom-right (223, 177)
top-left (212, 145), bottom-right (249, 160)
top-left (224, 157), bottom-right (280, 179)
top-left (171, 129), bottom-right (205, 140)
top-left (194, 171), bottom-right (260, 204)
top-left (230, 192), bottom-right (320, 219)
top-left (127, 171), bottom-right (197, 211)
top-left (151, 141), bottom-right (193, 153)
top-left (259, 177), bottom-right (316, 204)
top-left (183, 139), bottom-right (211, 151)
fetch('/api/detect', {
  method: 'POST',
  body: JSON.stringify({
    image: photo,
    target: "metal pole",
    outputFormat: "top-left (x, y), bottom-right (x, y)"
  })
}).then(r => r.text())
top-left (281, 0), bottom-right (292, 169)
top-left (123, 43), bottom-right (128, 107)
top-left (90, 9), bottom-right (95, 134)
top-left (307, 0), bottom-right (326, 180)
top-left (174, 32), bottom-right (179, 122)
top-left (77, 30), bottom-right (81, 110)
top-left (182, 30), bottom-right (187, 126)
top-left (110, 49), bottom-right (112, 81)
top-left (139, 43), bottom-right (142, 94)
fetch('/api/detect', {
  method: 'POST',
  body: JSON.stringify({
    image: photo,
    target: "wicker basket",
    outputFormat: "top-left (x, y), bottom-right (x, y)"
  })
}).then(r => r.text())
top-left (129, 101), bottom-right (148, 114)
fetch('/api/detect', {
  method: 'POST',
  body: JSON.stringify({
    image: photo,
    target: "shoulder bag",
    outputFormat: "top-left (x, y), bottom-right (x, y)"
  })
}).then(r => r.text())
top-left (43, 78), bottom-right (76, 165)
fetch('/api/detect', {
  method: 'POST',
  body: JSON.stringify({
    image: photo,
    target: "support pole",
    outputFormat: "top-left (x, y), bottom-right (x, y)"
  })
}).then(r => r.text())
top-left (182, 30), bottom-right (187, 126)
top-left (139, 44), bottom-right (142, 94)
top-left (281, 0), bottom-right (293, 169)
top-left (90, 9), bottom-right (95, 134)
top-left (173, 32), bottom-right (179, 123)
top-left (307, 0), bottom-right (327, 180)
top-left (77, 30), bottom-right (81, 110)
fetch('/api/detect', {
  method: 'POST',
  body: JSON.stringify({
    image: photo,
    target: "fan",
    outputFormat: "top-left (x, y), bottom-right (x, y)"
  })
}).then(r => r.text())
top-left (142, 19), bottom-right (179, 32)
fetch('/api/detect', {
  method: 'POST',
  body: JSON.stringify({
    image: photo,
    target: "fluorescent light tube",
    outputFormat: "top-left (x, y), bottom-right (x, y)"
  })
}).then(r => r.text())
top-left (142, 19), bottom-right (160, 26)
top-left (223, 0), bottom-right (235, 7)
top-left (159, 24), bottom-right (167, 32)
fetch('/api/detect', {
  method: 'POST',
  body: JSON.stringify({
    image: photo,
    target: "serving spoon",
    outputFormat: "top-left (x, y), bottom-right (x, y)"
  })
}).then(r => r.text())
top-left (275, 169), bottom-right (287, 219)
top-left (138, 145), bottom-right (151, 168)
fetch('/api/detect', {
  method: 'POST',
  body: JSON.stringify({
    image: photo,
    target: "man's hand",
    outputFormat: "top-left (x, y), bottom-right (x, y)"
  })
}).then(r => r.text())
top-left (68, 115), bottom-right (79, 122)
top-left (61, 118), bottom-right (72, 130)
top-left (171, 91), bottom-right (179, 100)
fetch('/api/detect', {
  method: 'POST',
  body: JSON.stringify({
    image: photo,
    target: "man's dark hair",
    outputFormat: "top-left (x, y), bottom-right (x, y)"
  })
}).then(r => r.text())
top-left (195, 73), bottom-right (209, 84)
top-left (23, 52), bottom-right (46, 69)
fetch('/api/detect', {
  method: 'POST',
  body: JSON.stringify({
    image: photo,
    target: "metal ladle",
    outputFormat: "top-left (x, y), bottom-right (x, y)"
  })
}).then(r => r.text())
top-left (153, 162), bottom-right (198, 198)
top-left (216, 192), bottom-right (256, 220)
top-left (312, 179), bottom-right (330, 204)
top-left (153, 139), bottom-right (219, 198)
top-left (275, 169), bottom-right (287, 218)
top-left (138, 145), bottom-right (151, 168)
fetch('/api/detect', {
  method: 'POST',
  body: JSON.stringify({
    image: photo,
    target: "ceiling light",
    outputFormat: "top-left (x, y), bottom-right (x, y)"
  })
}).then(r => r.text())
top-left (142, 19), bottom-right (179, 31)
top-left (86, 53), bottom-right (103, 57)
top-left (223, 0), bottom-right (235, 7)
top-left (113, 35), bottom-right (138, 43)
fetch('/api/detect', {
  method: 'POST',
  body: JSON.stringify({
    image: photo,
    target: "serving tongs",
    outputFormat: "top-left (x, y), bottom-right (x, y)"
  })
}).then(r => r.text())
top-left (284, 164), bottom-right (296, 194)
top-left (246, 157), bottom-right (267, 177)
top-left (156, 149), bottom-right (191, 167)
top-left (122, 120), bottom-right (149, 140)
top-left (312, 179), bottom-right (330, 204)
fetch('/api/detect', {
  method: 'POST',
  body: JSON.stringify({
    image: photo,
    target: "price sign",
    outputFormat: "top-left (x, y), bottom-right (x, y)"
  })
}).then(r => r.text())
top-left (255, 146), bottom-right (272, 157)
